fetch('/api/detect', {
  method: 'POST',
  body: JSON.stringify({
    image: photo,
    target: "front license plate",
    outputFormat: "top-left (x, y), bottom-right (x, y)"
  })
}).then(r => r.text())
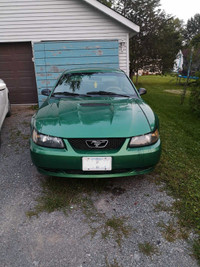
top-left (82, 157), bottom-right (112, 171)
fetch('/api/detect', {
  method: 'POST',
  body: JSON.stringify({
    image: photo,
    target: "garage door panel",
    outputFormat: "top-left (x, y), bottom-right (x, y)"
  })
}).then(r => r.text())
top-left (14, 86), bottom-right (35, 93)
top-left (15, 48), bottom-right (32, 55)
top-left (13, 43), bottom-right (32, 53)
top-left (34, 48), bottom-right (119, 59)
top-left (14, 55), bottom-right (34, 62)
top-left (0, 55), bottom-right (14, 61)
top-left (35, 62), bottom-right (119, 74)
top-left (14, 62), bottom-right (35, 72)
top-left (36, 79), bottom-right (59, 89)
top-left (0, 42), bottom-right (37, 104)
top-left (35, 56), bottom-right (119, 66)
top-left (17, 70), bottom-right (35, 76)
top-left (35, 65), bottom-right (65, 73)
top-left (10, 89), bottom-right (38, 104)
top-left (0, 71), bottom-right (15, 78)
top-left (11, 94), bottom-right (35, 104)
top-left (36, 72), bottom-right (61, 80)
top-left (34, 41), bottom-right (118, 52)
top-left (18, 78), bottom-right (37, 87)
top-left (0, 63), bottom-right (15, 71)
top-left (0, 57), bottom-right (33, 63)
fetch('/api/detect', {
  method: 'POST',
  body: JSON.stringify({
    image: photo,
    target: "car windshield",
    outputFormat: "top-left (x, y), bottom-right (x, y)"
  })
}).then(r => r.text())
top-left (52, 72), bottom-right (138, 98)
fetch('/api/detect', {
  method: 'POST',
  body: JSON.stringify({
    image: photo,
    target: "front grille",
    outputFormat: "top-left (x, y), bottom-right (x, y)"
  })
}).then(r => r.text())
top-left (68, 138), bottom-right (125, 150)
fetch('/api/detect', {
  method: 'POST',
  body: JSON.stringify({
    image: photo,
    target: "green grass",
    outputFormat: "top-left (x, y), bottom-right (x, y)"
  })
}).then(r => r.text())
top-left (29, 104), bottom-right (38, 110)
top-left (157, 220), bottom-right (189, 242)
top-left (102, 216), bottom-right (132, 246)
top-left (138, 241), bottom-right (158, 256)
top-left (154, 201), bottom-right (174, 213)
top-left (134, 75), bottom-right (200, 262)
top-left (26, 177), bottom-right (108, 217)
top-left (105, 258), bottom-right (122, 267)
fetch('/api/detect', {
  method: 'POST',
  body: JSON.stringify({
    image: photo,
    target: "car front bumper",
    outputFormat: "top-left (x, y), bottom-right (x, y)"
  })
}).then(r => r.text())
top-left (30, 138), bottom-right (161, 178)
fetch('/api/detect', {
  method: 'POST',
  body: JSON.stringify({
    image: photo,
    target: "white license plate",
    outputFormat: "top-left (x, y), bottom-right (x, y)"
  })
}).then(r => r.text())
top-left (82, 157), bottom-right (112, 171)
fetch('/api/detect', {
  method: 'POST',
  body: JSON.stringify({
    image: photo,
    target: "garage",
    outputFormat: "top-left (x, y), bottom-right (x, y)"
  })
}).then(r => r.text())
top-left (0, 0), bottom-right (139, 105)
top-left (0, 42), bottom-right (38, 104)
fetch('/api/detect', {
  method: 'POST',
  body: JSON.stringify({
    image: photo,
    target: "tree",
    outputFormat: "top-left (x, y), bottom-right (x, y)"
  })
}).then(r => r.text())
top-left (191, 33), bottom-right (200, 47)
top-left (189, 43), bottom-right (200, 114)
top-left (182, 14), bottom-right (200, 77)
top-left (98, 0), bottom-right (113, 8)
top-left (184, 13), bottom-right (200, 42)
top-left (156, 17), bottom-right (183, 73)
top-left (113, 0), bottom-right (162, 78)
top-left (181, 14), bottom-right (200, 106)
top-left (99, 0), bottom-right (183, 80)
top-left (113, 0), bottom-right (183, 79)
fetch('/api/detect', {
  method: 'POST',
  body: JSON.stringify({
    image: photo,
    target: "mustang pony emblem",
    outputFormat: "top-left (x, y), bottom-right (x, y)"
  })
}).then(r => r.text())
top-left (86, 140), bottom-right (108, 148)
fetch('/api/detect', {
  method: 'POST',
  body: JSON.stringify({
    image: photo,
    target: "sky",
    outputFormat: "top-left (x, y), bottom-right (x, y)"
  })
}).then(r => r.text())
top-left (160, 0), bottom-right (200, 23)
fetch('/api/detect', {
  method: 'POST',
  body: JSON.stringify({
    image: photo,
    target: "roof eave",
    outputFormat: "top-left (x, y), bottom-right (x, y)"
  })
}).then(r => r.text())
top-left (82, 0), bottom-right (140, 34)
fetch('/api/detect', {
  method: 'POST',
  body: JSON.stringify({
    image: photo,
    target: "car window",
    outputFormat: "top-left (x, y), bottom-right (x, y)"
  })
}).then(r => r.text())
top-left (53, 72), bottom-right (137, 97)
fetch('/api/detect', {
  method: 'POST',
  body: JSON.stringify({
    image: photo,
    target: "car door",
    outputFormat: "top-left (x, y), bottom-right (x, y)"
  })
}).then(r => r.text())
top-left (0, 80), bottom-right (7, 128)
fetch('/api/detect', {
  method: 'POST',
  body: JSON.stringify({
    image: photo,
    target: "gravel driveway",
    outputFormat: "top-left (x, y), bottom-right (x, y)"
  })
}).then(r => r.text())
top-left (0, 106), bottom-right (198, 267)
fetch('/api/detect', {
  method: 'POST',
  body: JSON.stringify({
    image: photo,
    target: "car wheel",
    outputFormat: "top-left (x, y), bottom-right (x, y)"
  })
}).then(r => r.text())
top-left (6, 99), bottom-right (11, 117)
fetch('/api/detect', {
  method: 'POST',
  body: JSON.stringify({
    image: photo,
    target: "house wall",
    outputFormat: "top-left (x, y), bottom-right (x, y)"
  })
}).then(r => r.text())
top-left (0, 0), bottom-right (130, 74)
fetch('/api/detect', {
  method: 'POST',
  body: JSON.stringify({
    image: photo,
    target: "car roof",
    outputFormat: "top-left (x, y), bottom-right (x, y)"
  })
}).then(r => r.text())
top-left (62, 68), bottom-right (124, 74)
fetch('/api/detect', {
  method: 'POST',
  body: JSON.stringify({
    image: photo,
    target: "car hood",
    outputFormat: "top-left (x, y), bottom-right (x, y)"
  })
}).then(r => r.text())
top-left (33, 97), bottom-right (156, 138)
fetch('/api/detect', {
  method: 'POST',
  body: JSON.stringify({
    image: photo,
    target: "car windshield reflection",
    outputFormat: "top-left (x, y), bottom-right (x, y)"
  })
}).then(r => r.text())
top-left (52, 72), bottom-right (137, 98)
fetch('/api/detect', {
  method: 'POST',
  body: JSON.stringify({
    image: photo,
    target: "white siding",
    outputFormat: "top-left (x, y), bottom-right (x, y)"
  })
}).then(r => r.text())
top-left (0, 0), bottom-right (130, 73)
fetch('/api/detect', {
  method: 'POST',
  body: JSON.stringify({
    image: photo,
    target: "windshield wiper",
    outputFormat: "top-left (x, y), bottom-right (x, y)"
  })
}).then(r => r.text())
top-left (52, 92), bottom-right (91, 97)
top-left (87, 91), bottom-right (131, 98)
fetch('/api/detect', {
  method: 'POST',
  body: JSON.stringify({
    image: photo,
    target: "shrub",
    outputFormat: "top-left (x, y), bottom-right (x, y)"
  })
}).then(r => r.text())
top-left (189, 73), bottom-right (200, 116)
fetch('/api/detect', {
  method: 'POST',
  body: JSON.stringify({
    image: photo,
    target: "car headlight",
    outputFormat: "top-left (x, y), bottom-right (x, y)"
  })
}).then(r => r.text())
top-left (129, 129), bottom-right (159, 147)
top-left (32, 129), bottom-right (65, 149)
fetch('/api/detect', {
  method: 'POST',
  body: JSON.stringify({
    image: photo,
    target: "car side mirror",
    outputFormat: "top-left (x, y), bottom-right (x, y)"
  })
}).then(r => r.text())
top-left (41, 89), bottom-right (51, 96)
top-left (138, 88), bottom-right (147, 96)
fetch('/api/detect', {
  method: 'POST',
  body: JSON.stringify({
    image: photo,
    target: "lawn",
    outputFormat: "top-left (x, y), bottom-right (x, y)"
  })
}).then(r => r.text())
top-left (133, 75), bottom-right (200, 261)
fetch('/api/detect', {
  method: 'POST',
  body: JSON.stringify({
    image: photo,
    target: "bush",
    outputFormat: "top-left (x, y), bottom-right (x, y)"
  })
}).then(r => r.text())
top-left (189, 73), bottom-right (200, 116)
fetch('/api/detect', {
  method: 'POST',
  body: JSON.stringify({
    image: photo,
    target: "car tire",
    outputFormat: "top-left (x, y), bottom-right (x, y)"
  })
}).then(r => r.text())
top-left (6, 99), bottom-right (11, 117)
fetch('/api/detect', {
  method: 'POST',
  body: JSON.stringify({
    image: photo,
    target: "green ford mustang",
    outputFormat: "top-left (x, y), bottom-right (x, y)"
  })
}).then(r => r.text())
top-left (30, 68), bottom-right (161, 178)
